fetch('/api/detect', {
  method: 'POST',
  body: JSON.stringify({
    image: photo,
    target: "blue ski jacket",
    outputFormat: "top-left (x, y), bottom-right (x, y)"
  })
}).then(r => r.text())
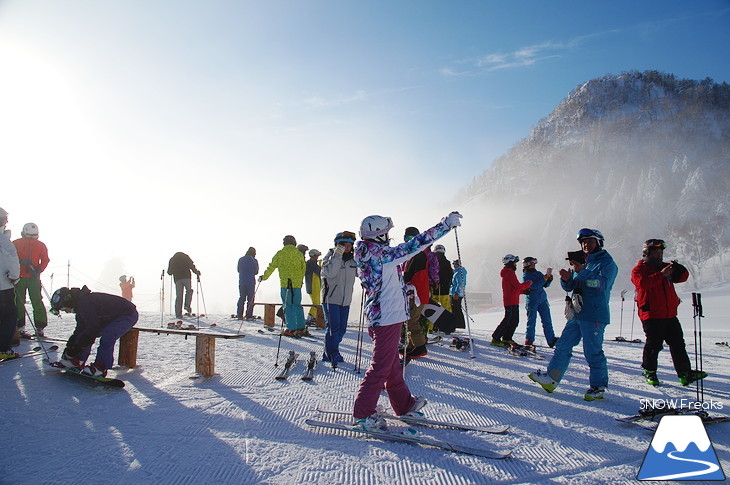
top-left (560, 249), bottom-right (617, 324)
top-left (238, 255), bottom-right (259, 286)
top-left (523, 269), bottom-right (552, 310)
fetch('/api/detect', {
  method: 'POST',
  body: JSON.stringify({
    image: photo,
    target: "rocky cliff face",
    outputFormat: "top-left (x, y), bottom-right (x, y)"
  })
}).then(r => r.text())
top-left (459, 71), bottom-right (730, 292)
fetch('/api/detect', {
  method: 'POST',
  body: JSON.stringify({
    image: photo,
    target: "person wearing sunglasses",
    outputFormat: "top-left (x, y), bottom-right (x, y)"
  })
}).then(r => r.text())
top-left (529, 228), bottom-right (617, 402)
top-left (631, 239), bottom-right (707, 387)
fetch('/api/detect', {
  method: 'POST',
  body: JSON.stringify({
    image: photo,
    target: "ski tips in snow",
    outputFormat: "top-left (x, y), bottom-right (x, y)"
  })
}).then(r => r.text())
top-left (275, 351), bottom-right (298, 380)
top-left (306, 419), bottom-right (511, 459)
top-left (301, 351), bottom-right (317, 381)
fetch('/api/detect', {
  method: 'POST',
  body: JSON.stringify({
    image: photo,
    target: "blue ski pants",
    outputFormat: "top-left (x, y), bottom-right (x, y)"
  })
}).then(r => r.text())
top-left (280, 287), bottom-right (305, 331)
top-left (237, 284), bottom-right (256, 318)
top-left (323, 303), bottom-right (350, 360)
top-left (547, 318), bottom-right (608, 388)
top-left (77, 311), bottom-right (138, 369)
top-left (525, 300), bottom-right (556, 343)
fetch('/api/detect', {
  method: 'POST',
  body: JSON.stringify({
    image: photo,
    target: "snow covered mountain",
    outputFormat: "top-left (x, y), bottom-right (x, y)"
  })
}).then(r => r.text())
top-left (458, 71), bottom-right (730, 293)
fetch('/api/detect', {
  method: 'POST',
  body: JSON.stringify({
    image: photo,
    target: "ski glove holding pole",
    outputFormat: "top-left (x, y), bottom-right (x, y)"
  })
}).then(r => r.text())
top-left (444, 211), bottom-right (462, 229)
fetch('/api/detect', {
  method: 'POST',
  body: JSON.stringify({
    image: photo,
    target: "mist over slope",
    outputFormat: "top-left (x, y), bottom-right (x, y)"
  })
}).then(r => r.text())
top-left (458, 70), bottom-right (730, 295)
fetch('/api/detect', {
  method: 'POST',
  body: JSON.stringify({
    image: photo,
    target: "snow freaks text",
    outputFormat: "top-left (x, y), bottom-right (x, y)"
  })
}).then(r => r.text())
top-left (640, 398), bottom-right (724, 412)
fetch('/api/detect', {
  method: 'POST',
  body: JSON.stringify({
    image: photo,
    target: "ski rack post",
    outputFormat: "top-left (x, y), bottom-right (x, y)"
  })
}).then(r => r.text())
top-left (453, 227), bottom-right (475, 359)
top-left (354, 289), bottom-right (365, 374)
top-left (160, 269), bottom-right (165, 328)
top-left (692, 292), bottom-right (704, 404)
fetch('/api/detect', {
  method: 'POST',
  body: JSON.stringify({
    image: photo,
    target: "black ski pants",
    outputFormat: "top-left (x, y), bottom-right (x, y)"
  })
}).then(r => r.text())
top-left (492, 305), bottom-right (519, 342)
top-left (451, 295), bottom-right (465, 329)
top-left (641, 317), bottom-right (691, 374)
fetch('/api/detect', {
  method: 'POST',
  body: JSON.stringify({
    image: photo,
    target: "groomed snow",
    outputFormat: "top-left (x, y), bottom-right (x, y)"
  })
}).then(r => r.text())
top-left (1, 284), bottom-right (728, 484)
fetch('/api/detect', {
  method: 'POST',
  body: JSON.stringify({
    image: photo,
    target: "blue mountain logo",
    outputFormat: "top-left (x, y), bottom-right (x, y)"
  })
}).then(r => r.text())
top-left (638, 415), bottom-right (725, 481)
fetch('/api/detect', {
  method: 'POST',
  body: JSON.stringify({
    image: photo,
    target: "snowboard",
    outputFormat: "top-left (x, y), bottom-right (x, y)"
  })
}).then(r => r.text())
top-left (422, 303), bottom-right (457, 334)
top-left (44, 360), bottom-right (125, 388)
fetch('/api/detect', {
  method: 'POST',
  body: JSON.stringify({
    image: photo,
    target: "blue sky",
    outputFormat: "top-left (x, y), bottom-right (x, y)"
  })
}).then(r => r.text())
top-left (1, 1), bottom-right (728, 311)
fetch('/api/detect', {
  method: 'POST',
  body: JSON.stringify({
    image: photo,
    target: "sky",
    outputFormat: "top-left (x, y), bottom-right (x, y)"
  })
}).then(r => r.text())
top-left (1, 1), bottom-right (729, 313)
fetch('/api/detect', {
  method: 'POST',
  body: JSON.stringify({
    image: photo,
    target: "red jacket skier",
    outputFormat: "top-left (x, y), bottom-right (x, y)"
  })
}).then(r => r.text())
top-left (630, 238), bottom-right (706, 387)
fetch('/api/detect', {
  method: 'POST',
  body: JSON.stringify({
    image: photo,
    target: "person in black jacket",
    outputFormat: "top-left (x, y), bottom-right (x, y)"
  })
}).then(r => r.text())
top-left (431, 245), bottom-right (454, 312)
top-left (52, 286), bottom-right (138, 377)
top-left (167, 252), bottom-right (201, 318)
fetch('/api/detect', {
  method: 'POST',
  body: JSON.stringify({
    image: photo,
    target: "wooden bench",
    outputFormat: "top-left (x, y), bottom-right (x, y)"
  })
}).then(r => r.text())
top-left (254, 303), bottom-right (325, 329)
top-left (118, 327), bottom-right (245, 377)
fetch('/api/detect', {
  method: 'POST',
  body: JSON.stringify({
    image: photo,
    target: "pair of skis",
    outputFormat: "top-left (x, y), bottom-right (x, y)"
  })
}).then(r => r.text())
top-left (507, 343), bottom-right (544, 360)
top-left (0, 344), bottom-right (60, 363)
top-left (617, 406), bottom-right (729, 426)
top-left (275, 351), bottom-right (317, 381)
top-left (308, 410), bottom-right (511, 459)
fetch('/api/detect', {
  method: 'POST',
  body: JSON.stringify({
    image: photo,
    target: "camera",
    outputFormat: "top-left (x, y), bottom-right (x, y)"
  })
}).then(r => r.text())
top-left (565, 251), bottom-right (585, 265)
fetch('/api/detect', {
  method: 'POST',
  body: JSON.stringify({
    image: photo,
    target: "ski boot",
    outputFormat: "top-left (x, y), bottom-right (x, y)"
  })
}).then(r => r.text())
top-left (82, 362), bottom-right (108, 378)
top-left (528, 370), bottom-right (558, 393)
top-left (643, 369), bottom-right (660, 386)
top-left (678, 370), bottom-right (708, 386)
top-left (58, 349), bottom-right (84, 370)
top-left (353, 414), bottom-right (388, 432)
top-left (584, 386), bottom-right (605, 401)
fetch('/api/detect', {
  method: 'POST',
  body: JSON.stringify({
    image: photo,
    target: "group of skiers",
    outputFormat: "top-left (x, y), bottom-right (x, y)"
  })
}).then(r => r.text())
top-left (0, 208), bottom-right (51, 360)
top-left (0, 207), bottom-right (140, 378)
top-left (485, 228), bottom-right (709, 403)
top-left (0, 202), bottom-right (711, 425)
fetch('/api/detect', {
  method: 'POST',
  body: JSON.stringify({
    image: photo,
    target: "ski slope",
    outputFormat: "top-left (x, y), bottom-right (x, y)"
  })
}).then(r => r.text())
top-left (1, 285), bottom-right (728, 484)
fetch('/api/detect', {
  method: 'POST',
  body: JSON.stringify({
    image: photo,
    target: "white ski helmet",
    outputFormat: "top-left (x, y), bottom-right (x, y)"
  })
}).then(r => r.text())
top-left (22, 222), bottom-right (39, 238)
top-left (359, 215), bottom-right (393, 243)
top-left (577, 228), bottom-right (604, 248)
top-left (433, 244), bottom-right (446, 254)
top-left (309, 249), bottom-right (321, 257)
top-left (502, 254), bottom-right (519, 265)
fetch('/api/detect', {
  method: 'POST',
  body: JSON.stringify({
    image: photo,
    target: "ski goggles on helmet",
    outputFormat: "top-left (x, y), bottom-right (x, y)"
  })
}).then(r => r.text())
top-left (335, 231), bottom-right (356, 245)
top-left (577, 228), bottom-right (599, 240)
top-left (643, 239), bottom-right (666, 250)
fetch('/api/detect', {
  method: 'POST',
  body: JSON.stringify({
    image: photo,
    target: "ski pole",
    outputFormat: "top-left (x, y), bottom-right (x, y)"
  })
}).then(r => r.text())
top-left (237, 280), bottom-right (262, 334)
top-left (22, 306), bottom-right (54, 362)
top-left (198, 274), bottom-right (208, 317)
top-left (274, 282), bottom-right (291, 367)
top-left (196, 276), bottom-right (201, 329)
top-left (453, 227), bottom-right (475, 359)
top-left (618, 289), bottom-right (626, 338)
top-left (692, 292), bottom-right (705, 404)
top-left (40, 281), bottom-right (63, 321)
top-left (692, 292), bottom-right (699, 403)
top-left (630, 291), bottom-right (637, 341)
top-left (160, 270), bottom-right (165, 328)
top-left (354, 289), bottom-right (365, 374)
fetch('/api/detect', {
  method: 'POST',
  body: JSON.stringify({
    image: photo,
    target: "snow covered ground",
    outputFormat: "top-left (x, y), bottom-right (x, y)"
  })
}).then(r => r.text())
top-left (2, 284), bottom-right (728, 484)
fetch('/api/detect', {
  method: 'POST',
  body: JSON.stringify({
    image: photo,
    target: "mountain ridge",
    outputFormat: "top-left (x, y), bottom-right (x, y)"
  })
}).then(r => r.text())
top-left (458, 70), bottom-right (730, 293)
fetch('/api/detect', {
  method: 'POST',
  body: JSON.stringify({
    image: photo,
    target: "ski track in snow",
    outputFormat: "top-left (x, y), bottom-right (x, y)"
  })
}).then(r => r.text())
top-left (1, 288), bottom-right (729, 484)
